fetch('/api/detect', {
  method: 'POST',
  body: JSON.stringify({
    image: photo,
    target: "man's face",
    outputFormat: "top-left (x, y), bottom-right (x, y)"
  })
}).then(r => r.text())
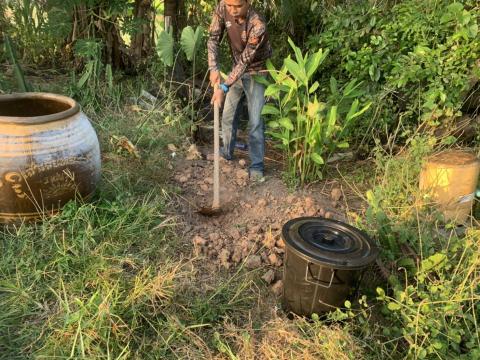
top-left (225, 0), bottom-right (249, 20)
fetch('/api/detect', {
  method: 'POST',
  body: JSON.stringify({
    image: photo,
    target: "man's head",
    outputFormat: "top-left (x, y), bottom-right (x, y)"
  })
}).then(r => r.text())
top-left (225, 0), bottom-right (249, 20)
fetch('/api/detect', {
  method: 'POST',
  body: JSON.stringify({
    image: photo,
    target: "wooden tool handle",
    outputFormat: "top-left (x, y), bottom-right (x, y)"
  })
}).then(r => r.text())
top-left (212, 102), bottom-right (220, 209)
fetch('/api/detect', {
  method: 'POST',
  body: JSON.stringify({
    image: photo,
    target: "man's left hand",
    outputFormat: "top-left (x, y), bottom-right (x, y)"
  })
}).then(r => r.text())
top-left (211, 87), bottom-right (225, 106)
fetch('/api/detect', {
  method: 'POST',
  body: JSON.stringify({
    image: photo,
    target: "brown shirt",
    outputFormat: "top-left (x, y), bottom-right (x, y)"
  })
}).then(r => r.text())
top-left (207, 1), bottom-right (272, 87)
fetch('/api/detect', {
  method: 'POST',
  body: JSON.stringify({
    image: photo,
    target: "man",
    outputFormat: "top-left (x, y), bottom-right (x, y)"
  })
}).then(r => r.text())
top-left (207, 0), bottom-right (272, 181)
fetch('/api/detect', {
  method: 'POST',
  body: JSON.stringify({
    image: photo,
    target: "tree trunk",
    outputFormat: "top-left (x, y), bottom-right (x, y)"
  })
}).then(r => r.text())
top-left (130, 0), bottom-right (155, 65)
top-left (164, 0), bottom-right (186, 38)
top-left (66, 0), bottom-right (142, 70)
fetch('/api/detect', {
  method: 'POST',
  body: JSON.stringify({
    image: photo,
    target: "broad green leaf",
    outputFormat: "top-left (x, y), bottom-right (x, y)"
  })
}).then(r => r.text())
top-left (468, 23), bottom-right (478, 38)
top-left (282, 76), bottom-right (298, 90)
top-left (346, 99), bottom-right (359, 122)
top-left (343, 79), bottom-right (364, 97)
top-left (387, 302), bottom-right (401, 311)
top-left (296, 114), bottom-right (307, 123)
top-left (309, 81), bottom-right (319, 94)
top-left (268, 120), bottom-right (280, 128)
top-left (307, 123), bottom-right (320, 149)
top-left (306, 48), bottom-right (328, 79)
top-left (414, 45), bottom-right (431, 56)
top-left (310, 152), bottom-right (324, 165)
top-left (287, 37), bottom-right (304, 66)
top-left (77, 61), bottom-right (93, 89)
top-left (421, 253), bottom-right (446, 272)
top-left (325, 105), bottom-right (337, 137)
top-left (330, 77), bottom-right (338, 95)
top-left (261, 104), bottom-right (281, 116)
top-left (180, 26), bottom-right (204, 61)
top-left (268, 132), bottom-right (288, 141)
top-left (347, 101), bottom-right (372, 122)
top-left (284, 58), bottom-right (307, 85)
top-left (376, 287), bottom-right (386, 298)
top-left (446, 2), bottom-right (464, 14)
top-left (253, 75), bottom-right (270, 86)
top-left (265, 84), bottom-right (281, 97)
top-left (279, 117), bottom-right (294, 131)
top-left (157, 30), bottom-right (174, 66)
top-left (397, 258), bottom-right (416, 269)
top-left (266, 59), bottom-right (279, 81)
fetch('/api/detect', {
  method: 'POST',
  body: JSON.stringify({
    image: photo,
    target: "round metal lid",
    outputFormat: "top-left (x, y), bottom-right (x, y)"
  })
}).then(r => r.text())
top-left (282, 217), bottom-right (378, 269)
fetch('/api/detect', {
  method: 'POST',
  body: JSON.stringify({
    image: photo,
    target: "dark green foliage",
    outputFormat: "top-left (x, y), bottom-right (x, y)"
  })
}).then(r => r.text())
top-left (310, 0), bottom-right (480, 142)
top-left (3, 34), bottom-right (32, 91)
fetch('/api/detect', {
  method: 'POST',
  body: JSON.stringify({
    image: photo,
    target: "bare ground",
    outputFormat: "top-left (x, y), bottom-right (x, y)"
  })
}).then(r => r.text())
top-left (168, 139), bottom-right (364, 293)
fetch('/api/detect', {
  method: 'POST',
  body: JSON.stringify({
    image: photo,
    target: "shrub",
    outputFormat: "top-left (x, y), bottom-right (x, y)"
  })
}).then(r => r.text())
top-left (260, 39), bottom-right (370, 184)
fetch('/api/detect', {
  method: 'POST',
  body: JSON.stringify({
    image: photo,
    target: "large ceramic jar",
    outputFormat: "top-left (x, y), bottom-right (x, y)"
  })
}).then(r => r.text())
top-left (0, 93), bottom-right (101, 223)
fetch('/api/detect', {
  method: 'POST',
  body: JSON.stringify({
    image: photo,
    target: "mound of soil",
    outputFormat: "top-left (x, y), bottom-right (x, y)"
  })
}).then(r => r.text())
top-left (170, 143), bottom-right (357, 292)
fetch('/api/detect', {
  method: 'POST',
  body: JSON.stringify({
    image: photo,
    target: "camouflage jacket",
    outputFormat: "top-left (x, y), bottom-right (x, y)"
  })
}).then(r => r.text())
top-left (207, 1), bottom-right (272, 87)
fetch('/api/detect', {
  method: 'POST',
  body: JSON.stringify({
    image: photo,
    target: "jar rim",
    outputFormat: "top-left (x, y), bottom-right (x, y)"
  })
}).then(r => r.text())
top-left (0, 92), bottom-right (80, 125)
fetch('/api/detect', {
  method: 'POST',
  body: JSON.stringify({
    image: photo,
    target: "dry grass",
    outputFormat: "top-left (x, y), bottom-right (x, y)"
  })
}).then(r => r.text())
top-left (213, 317), bottom-right (365, 360)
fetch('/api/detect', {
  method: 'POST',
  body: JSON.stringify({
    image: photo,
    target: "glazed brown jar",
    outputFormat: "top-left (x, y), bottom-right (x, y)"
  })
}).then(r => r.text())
top-left (0, 93), bottom-right (101, 223)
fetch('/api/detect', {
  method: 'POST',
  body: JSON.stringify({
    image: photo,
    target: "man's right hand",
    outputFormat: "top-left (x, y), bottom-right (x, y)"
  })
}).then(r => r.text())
top-left (210, 70), bottom-right (220, 88)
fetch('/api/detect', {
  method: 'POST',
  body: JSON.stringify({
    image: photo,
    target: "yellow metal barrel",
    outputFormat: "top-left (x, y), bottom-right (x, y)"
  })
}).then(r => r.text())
top-left (419, 150), bottom-right (480, 223)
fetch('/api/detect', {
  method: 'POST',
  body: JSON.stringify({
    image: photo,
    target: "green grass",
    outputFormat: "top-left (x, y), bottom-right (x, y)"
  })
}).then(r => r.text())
top-left (2, 70), bottom-right (478, 359)
top-left (0, 75), bottom-right (266, 359)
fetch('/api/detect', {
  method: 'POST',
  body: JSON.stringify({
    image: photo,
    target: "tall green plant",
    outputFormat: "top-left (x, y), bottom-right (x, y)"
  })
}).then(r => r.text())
top-left (3, 34), bottom-right (31, 92)
top-left (180, 25), bottom-right (204, 123)
top-left (72, 39), bottom-right (114, 105)
top-left (157, 29), bottom-right (174, 67)
top-left (4, 0), bottom-right (70, 63)
top-left (156, 25), bottom-right (204, 125)
top-left (260, 38), bottom-right (371, 184)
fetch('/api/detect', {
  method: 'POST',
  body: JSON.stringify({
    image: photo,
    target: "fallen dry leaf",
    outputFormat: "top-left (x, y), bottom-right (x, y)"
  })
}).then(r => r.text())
top-left (186, 144), bottom-right (202, 160)
top-left (111, 135), bottom-right (140, 158)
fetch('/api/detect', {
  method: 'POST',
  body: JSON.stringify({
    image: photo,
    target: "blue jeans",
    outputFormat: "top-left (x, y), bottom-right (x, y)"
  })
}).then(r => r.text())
top-left (221, 74), bottom-right (266, 175)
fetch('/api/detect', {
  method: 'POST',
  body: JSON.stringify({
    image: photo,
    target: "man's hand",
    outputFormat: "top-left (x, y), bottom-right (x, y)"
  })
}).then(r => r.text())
top-left (210, 70), bottom-right (221, 88)
top-left (211, 87), bottom-right (225, 106)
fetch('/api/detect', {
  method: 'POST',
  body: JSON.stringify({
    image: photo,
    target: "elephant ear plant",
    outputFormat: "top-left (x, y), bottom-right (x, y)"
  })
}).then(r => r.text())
top-left (157, 26), bottom-right (204, 124)
top-left (258, 38), bottom-right (371, 185)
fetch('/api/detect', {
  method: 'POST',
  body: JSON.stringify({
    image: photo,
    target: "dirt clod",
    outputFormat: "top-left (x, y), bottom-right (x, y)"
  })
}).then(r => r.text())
top-left (186, 144), bottom-right (202, 160)
top-left (193, 235), bottom-right (207, 246)
top-left (262, 269), bottom-right (275, 284)
top-left (268, 253), bottom-right (278, 266)
top-left (178, 175), bottom-right (189, 183)
top-left (236, 169), bottom-right (248, 179)
top-left (276, 238), bottom-right (285, 249)
top-left (209, 233), bottom-right (220, 241)
top-left (263, 232), bottom-right (276, 249)
top-left (304, 197), bottom-right (314, 208)
top-left (258, 198), bottom-right (268, 207)
top-left (331, 187), bottom-right (342, 202)
top-left (245, 255), bottom-right (262, 269)
top-left (271, 280), bottom-right (283, 296)
top-left (219, 249), bottom-right (231, 269)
